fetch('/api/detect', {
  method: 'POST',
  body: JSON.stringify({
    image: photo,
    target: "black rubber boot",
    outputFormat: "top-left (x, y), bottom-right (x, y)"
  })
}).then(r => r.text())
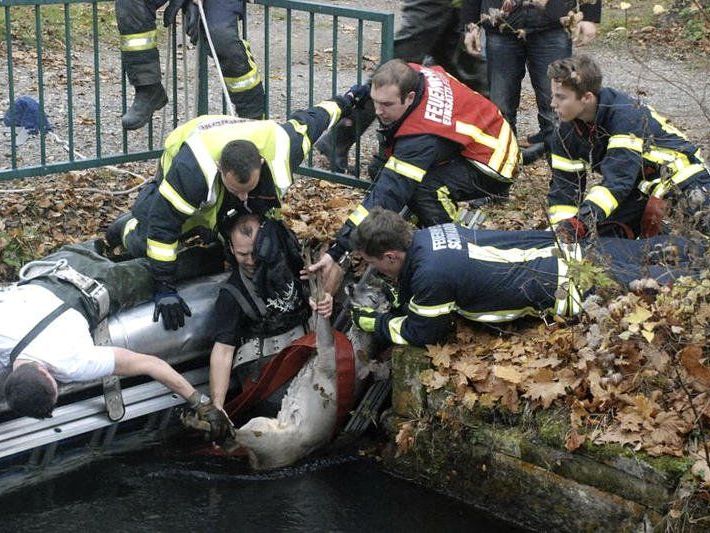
top-left (105, 212), bottom-right (134, 249)
top-left (122, 83), bottom-right (168, 130)
top-left (314, 121), bottom-right (353, 174)
top-left (522, 142), bottom-right (546, 165)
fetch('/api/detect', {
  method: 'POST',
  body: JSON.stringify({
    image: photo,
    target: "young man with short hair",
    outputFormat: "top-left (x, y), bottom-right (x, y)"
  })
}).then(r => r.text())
top-left (547, 55), bottom-right (710, 242)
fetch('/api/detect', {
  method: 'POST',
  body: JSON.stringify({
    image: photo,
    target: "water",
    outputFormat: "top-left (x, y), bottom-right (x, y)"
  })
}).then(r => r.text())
top-left (0, 449), bottom-right (524, 532)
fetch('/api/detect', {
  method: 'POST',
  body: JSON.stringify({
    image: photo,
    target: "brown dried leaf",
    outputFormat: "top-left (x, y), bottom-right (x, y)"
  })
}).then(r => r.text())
top-left (680, 345), bottom-right (710, 392)
top-left (494, 365), bottom-right (524, 384)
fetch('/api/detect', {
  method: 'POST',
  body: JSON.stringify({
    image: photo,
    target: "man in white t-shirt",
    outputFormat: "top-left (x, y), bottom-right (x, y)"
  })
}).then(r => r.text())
top-left (0, 283), bottom-right (215, 422)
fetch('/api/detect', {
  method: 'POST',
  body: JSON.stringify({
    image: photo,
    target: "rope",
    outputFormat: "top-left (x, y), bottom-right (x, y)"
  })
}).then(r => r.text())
top-left (194, 0), bottom-right (236, 116)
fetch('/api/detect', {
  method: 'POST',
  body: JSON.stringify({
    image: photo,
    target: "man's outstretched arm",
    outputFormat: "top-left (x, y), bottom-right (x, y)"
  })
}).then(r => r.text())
top-left (112, 347), bottom-right (196, 401)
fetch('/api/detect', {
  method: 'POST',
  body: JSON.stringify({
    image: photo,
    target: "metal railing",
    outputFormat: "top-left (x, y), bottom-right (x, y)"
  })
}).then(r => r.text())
top-left (0, 0), bottom-right (394, 185)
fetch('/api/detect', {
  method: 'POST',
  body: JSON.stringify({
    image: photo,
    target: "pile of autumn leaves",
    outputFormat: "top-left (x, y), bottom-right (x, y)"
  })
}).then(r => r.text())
top-left (418, 271), bottom-right (710, 476)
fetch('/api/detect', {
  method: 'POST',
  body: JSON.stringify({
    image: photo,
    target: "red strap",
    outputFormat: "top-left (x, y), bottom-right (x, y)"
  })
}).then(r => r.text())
top-left (224, 332), bottom-right (317, 419)
top-left (223, 330), bottom-right (357, 430)
top-left (333, 331), bottom-right (355, 432)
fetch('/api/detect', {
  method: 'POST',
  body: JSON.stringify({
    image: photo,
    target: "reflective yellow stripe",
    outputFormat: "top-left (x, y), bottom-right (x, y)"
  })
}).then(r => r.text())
top-left (270, 126), bottom-right (293, 196)
top-left (551, 154), bottom-right (586, 172)
top-left (458, 307), bottom-right (540, 322)
top-left (555, 258), bottom-right (569, 316)
top-left (185, 136), bottom-right (219, 202)
top-left (146, 239), bottom-right (178, 262)
top-left (487, 120), bottom-right (514, 174)
top-left (644, 148), bottom-right (681, 164)
top-left (387, 316), bottom-right (409, 345)
top-left (224, 68), bottom-right (261, 92)
top-left (548, 205), bottom-right (579, 225)
top-left (120, 30), bottom-right (158, 52)
top-left (409, 299), bottom-right (457, 317)
top-left (121, 217), bottom-right (139, 247)
top-left (384, 156), bottom-right (426, 182)
top-left (694, 148), bottom-right (706, 164)
top-left (638, 178), bottom-right (661, 195)
top-left (649, 106), bottom-right (688, 140)
top-left (158, 180), bottom-right (197, 216)
top-left (315, 100), bottom-right (342, 130)
top-left (652, 163), bottom-right (706, 197)
top-left (555, 256), bottom-right (583, 317)
top-left (436, 186), bottom-right (459, 220)
top-left (467, 242), bottom-right (557, 263)
top-left (585, 185), bottom-right (618, 216)
top-left (288, 119), bottom-right (311, 158)
top-left (347, 204), bottom-right (369, 226)
top-left (455, 120), bottom-right (499, 150)
top-left (608, 134), bottom-right (643, 152)
top-left (499, 130), bottom-right (520, 180)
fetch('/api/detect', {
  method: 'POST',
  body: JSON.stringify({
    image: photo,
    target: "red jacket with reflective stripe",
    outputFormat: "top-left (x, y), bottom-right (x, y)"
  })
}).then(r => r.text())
top-left (393, 63), bottom-right (518, 179)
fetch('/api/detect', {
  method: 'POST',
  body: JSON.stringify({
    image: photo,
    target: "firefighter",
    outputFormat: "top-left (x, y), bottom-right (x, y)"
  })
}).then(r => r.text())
top-left (309, 59), bottom-right (520, 288)
top-left (347, 208), bottom-right (703, 347)
top-left (116, 0), bottom-right (263, 129)
top-left (105, 86), bottom-right (367, 331)
top-left (547, 55), bottom-right (710, 242)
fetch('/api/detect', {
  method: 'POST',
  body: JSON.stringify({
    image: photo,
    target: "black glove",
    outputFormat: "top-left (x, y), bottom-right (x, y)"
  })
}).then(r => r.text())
top-left (195, 401), bottom-right (230, 443)
top-left (153, 283), bottom-right (192, 330)
top-left (163, 0), bottom-right (201, 45)
top-left (343, 83), bottom-right (370, 109)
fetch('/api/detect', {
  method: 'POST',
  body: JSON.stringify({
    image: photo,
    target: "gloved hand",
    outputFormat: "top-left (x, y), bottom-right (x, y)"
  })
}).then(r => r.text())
top-left (195, 402), bottom-right (231, 443)
top-left (163, 0), bottom-right (201, 45)
top-left (555, 217), bottom-right (587, 243)
top-left (342, 83), bottom-right (371, 109)
top-left (153, 283), bottom-right (192, 330)
top-left (351, 305), bottom-right (377, 333)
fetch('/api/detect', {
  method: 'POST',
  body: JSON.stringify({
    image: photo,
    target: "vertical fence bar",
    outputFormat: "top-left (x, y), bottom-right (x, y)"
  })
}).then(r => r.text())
top-left (64, 3), bottom-right (75, 161)
top-left (196, 40), bottom-right (208, 115)
top-left (353, 18), bottom-right (364, 176)
top-left (285, 7), bottom-right (292, 117)
top-left (380, 12), bottom-right (394, 64)
top-left (263, 6), bottom-right (270, 118)
top-left (4, 6), bottom-right (17, 169)
top-left (34, 4), bottom-right (47, 165)
top-left (331, 15), bottom-right (337, 97)
top-left (306, 11), bottom-right (314, 167)
top-left (171, 25), bottom-right (178, 128)
top-left (93, 1), bottom-right (103, 157)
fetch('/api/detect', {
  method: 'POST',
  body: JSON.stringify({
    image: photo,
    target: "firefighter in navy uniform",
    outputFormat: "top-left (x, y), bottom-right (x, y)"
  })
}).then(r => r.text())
top-left (117, 0), bottom-right (263, 129)
top-left (546, 55), bottom-right (710, 242)
top-left (347, 208), bottom-right (703, 347)
top-left (309, 59), bottom-right (520, 287)
top-left (106, 89), bottom-right (364, 330)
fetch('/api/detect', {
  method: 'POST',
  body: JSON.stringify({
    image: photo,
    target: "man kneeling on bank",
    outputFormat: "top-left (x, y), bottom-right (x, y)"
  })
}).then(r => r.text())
top-left (348, 208), bottom-right (704, 347)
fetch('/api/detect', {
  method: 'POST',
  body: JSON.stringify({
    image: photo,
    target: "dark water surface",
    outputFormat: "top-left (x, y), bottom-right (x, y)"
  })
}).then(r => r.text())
top-left (0, 449), bottom-right (524, 532)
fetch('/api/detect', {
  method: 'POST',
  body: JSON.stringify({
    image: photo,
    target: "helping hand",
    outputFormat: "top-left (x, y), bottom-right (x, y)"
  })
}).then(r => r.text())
top-left (343, 83), bottom-right (371, 109)
top-left (195, 401), bottom-right (231, 443)
top-left (463, 23), bottom-right (482, 57)
top-left (163, 0), bottom-right (201, 45)
top-left (153, 284), bottom-right (192, 330)
top-left (309, 292), bottom-right (334, 319)
top-left (351, 305), bottom-right (377, 333)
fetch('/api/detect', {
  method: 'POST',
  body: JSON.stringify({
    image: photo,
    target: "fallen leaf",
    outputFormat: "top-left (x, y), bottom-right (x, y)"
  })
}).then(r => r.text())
top-left (494, 365), bottom-right (523, 384)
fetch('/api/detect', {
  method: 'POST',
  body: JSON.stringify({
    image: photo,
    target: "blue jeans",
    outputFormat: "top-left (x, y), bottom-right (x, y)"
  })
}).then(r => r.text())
top-left (485, 28), bottom-right (572, 148)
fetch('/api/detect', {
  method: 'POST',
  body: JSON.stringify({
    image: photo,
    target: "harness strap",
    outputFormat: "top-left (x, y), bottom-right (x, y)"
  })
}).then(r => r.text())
top-left (219, 282), bottom-right (260, 322)
top-left (9, 302), bottom-right (72, 365)
top-left (224, 330), bottom-right (356, 434)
